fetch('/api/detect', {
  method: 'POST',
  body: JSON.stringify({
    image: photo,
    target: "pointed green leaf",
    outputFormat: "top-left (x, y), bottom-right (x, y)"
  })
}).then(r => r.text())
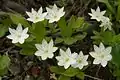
top-left (76, 72), bottom-right (85, 80)
top-left (20, 47), bottom-right (36, 55)
top-left (58, 17), bottom-right (72, 37)
top-left (50, 66), bottom-right (65, 74)
top-left (0, 55), bottom-right (10, 69)
top-left (58, 75), bottom-right (71, 80)
top-left (0, 55), bottom-right (10, 76)
top-left (0, 24), bottom-right (8, 37)
top-left (32, 22), bottom-right (46, 43)
top-left (111, 45), bottom-right (120, 67)
top-left (10, 14), bottom-right (31, 27)
top-left (63, 67), bottom-right (79, 77)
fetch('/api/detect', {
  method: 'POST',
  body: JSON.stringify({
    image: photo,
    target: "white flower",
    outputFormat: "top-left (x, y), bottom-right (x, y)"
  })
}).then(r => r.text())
top-left (88, 6), bottom-right (106, 22)
top-left (56, 48), bottom-right (77, 69)
top-left (26, 7), bottom-right (47, 23)
top-left (71, 51), bottom-right (88, 69)
top-left (7, 23), bottom-right (29, 44)
top-left (34, 39), bottom-right (58, 60)
top-left (89, 42), bottom-right (112, 67)
top-left (46, 4), bottom-right (65, 23)
top-left (100, 17), bottom-right (112, 31)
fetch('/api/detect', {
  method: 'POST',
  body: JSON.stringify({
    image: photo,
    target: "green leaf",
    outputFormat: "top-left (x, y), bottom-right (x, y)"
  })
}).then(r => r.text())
top-left (1, 18), bottom-right (13, 26)
top-left (55, 38), bottom-right (63, 44)
top-left (63, 67), bottom-right (79, 77)
top-left (92, 31), bottom-right (120, 45)
top-left (116, 0), bottom-right (120, 21)
top-left (74, 17), bottom-right (84, 28)
top-left (117, 6), bottom-right (120, 21)
top-left (76, 72), bottom-right (85, 80)
top-left (50, 66), bottom-right (65, 74)
top-left (58, 17), bottom-right (72, 37)
top-left (64, 32), bottom-right (86, 45)
top-left (111, 45), bottom-right (120, 67)
top-left (0, 55), bottom-right (10, 69)
top-left (0, 55), bottom-right (10, 76)
top-left (64, 37), bottom-right (77, 45)
top-left (32, 22), bottom-right (46, 43)
top-left (69, 16), bottom-right (85, 29)
top-left (10, 14), bottom-right (31, 27)
top-left (20, 47), bottom-right (36, 55)
top-left (74, 32), bottom-right (87, 40)
top-left (113, 68), bottom-right (120, 77)
top-left (0, 24), bottom-right (8, 37)
top-left (0, 68), bottom-right (8, 76)
top-left (18, 41), bottom-right (37, 55)
top-left (101, 31), bottom-right (114, 44)
top-left (58, 75), bottom-right (71, 80)
top-left (68, 16), bottom-right (76, 28)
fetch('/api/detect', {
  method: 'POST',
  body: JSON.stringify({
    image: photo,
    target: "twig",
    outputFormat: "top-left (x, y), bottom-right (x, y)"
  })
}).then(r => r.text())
top-left (96, 65), bottom-right (101, 77)
top-left (85, 74), bottom-right (103, 80)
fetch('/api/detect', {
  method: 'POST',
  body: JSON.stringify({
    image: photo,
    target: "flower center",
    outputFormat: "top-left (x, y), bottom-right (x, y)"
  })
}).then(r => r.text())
top-left (77, 59), bottom-right (81, 63)
top-left (35, 16), bottom-right (39, 20)
top-left (65, 58), bottom-right (69, 62)
top-left (45, 50), bottom-right (48, 53)
top-left (100, 54), bottom-right (104, 59)
top-left (16, 33), bottom-right (21, 38)
top-left (54, 15), bottom-right (57, 19)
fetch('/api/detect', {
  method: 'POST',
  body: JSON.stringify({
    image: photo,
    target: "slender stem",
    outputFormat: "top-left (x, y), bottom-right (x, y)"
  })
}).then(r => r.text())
top-left (96, 65), bottom-right (101, 77)
top-left (85, 74), bottom-right (103, 80)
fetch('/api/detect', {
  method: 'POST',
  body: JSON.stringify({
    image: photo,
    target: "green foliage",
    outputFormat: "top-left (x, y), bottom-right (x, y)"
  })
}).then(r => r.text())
top-left (32, 21), bottom-right (46, 43)
top-left (58, 17), bottom-right (72, 37)
top-left (57, 16), bottom-right (87, 45)
top-left (92, 31), bottom-right (120, 45)
top-left (50, 66), bottom-right (85, 80)
top-left (62, 67), bottom-right (80, 77)
top-left (117, 0), bottom-right (120, 21)
top-left (9, 13), bottom-right (31, 28)
top-left (58, 75), bottom-right (70, 80)
top-left (18, 41), bottom-right (37, 55)
top-left (111, 44), bottom-right (120, 67)
top-left (76, 72), bottom-right (85, 80)
top-left (50, 66), bottom-right (66, 74)
top-left (0, 24), bottom-right (8, 37)
top-left (0, 55), bottom-right (10, 76)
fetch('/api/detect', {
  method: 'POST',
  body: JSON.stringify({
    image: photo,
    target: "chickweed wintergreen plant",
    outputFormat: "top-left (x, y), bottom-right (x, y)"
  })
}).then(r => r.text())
top-left (7, 23), bottom-right (29, 44)
top-left (88, 6), bottom-right (112, 31)
top-left (2, 2), bottom-right (117, 80)
top-left (89, 42), bottom-right (112, 67)
top-left (34, 39), bottom-right (58, 60)
top-left (46, 4), bottom-right (65, 23)
top-left (26, 7), bottom-right (47, 23)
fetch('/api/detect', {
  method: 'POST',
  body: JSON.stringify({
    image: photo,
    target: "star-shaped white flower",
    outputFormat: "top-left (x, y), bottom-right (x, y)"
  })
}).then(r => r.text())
top-left (89, 42), bottom-right (112, 67)
top-left (46, 4), bottom-right (65, 23)
top-left (34, 39), bottom-right (58, 60)
top-left (7, 23), bottom-right (29, 44)
top-left (56, 48), bottom-right (77, 69)
top-left (71, 51), bottom-right (88, 69)
top-left (26, 7), bottom-right (47, 23)
top-left (100, 17), bottom-right (112, 31)
top-left (88, 6), bottom-right (106, 22)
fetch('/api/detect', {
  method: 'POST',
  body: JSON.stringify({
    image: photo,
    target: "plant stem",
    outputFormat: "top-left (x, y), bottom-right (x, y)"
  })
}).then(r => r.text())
top-left (96, 65), bottom-right (101, 77)
top-left (85, 74), bottom-right (103, 80)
